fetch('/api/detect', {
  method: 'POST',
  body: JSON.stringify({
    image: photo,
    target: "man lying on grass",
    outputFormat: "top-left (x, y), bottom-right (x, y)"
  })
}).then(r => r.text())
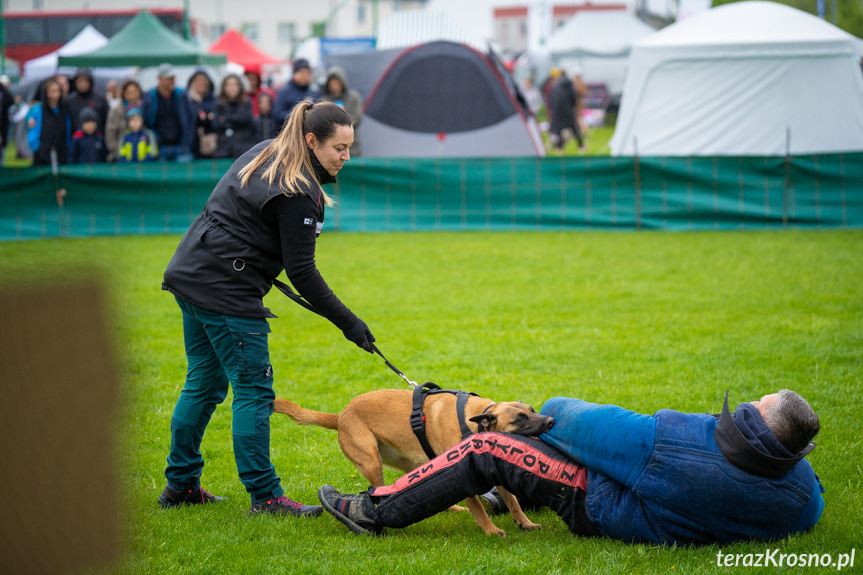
top-left (318, 390), bottom-right (824, 544)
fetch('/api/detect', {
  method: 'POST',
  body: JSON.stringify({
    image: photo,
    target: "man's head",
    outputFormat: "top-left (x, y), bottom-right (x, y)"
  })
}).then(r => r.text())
top-left (106, 79), bottom-right (120, 99)
top-left (157, 63), bottom-right (176, 94)
top-left (292, 58), bottom-right (312, 87)
top-left (752, 390), bottom-right (819, 454)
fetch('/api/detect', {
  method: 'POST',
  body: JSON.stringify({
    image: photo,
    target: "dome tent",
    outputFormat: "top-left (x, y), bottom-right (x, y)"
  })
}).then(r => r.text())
top-left (609, 1), bottom-right (863, 156)
top-left (360, 41), bottom-right (544, 158)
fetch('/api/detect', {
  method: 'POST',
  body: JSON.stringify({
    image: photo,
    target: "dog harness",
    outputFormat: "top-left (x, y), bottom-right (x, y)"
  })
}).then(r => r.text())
top-left (266, 289), bottom-right (485, 461)
top-left (410, 382), bottom-right (491, 460)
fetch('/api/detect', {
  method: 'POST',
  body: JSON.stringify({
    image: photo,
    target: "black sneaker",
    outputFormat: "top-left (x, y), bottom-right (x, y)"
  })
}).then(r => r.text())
top-left (248, 495), bottom-right (323, 518)
top-left (158, 485), bottom-right (228, 508)
top-left (480, 487), bottom-right (509, 516)
top-left (317, 484), bottom-right (382, 536)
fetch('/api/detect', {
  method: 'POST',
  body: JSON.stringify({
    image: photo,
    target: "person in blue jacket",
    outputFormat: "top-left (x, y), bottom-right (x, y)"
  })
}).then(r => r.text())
top-left (118, 107), bottom-right (159, 163)
top-left (273, 58), bottom-right (320, 129)
top-left (142, 63), bottom-right (193, 162)
top-left (26, 76), bottom-right (71, 166)
top-left (318, 390), bottom-right (824, 545)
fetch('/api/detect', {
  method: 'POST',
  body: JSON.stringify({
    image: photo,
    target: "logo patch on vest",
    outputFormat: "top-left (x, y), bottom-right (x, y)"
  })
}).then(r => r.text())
top-left (303, 218), bottom-right (314, 226)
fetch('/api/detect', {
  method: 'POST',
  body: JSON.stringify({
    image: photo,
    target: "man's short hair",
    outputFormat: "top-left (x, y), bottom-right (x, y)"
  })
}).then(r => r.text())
top-left (762, 389), bottom-right (820, 454)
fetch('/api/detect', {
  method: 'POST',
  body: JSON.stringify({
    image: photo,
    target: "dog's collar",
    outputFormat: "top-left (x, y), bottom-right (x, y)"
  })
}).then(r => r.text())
top-left (481, 403), bottom-right (496, 415)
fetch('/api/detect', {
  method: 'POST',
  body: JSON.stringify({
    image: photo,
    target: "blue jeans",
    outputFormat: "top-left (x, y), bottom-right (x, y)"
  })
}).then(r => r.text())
top-left (159, 144), bottom-right (193, 163)
top-left (165, 297), bottom-right (283, 503)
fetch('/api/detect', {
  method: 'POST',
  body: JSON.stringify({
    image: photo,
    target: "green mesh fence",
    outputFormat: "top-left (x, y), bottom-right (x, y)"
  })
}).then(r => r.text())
top-left (1, 153), bottom-right (861, 241)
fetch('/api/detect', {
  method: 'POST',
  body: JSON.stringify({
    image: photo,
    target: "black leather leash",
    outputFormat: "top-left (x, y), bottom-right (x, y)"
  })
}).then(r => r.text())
top-left (274, 277), bottom-right (483, 458)
top-left (273, 278), bottom-right (421, 389)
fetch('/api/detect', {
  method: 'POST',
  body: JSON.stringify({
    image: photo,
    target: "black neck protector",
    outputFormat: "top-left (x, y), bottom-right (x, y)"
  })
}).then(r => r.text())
top-left (713, 391), bottom-right (815, 479)
top-left (309, 149), bottom-right (336, 185)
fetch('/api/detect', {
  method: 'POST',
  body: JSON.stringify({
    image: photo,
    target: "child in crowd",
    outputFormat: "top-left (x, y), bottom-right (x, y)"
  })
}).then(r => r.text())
top-left (69, 107), bottom-right (107, 164)
top-left (253, 92), bottom-right (278, 142)
top-left (119, 107), bottom-right (159, 163)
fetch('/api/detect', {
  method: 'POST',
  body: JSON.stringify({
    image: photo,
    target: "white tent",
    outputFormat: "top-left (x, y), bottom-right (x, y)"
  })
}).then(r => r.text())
top-left (375, 10), bottom-right (489, 52)
top-left (610, 1), bottom-right (863, 156)
top-left (547, 10), bottom-right (656, 95)
top-left (24, 25), bottom-right (110, 81)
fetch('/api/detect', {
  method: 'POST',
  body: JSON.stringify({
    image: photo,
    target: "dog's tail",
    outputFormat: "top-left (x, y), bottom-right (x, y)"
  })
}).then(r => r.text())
top-left (273, 398), bottom-right (339, 430)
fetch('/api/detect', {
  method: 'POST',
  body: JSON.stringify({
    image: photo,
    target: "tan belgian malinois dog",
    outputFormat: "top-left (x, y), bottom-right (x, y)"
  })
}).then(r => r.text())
top-left (274, 389), bottom-right (555, 536)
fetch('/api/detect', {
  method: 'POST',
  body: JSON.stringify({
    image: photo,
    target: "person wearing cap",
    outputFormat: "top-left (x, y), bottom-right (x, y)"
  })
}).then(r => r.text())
top-left (159, 101), bottom-right (373, 517)
top-left (65, 67), bottom-right (109, 134)
top-left (143, 63), bottom-right (193, 162)
top-left (119, 107), bottom-right (159, 163)
top-left (69, 107), bottom-right (107, 164)
top-left (273, 58), bottom-right (321, 128)
top-left (319, 390), bottom-right (825, 545)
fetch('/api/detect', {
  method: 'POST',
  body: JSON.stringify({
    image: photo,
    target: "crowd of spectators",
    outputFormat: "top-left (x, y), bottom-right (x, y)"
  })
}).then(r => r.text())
top-left (13, 57), bottom-right (364, 167)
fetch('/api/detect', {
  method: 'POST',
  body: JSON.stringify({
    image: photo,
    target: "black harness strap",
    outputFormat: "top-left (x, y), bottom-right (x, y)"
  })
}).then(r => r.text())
top-left (410, 382), bottom-right (480, 460)
top-left (273, 278), bottom-right (482, 457)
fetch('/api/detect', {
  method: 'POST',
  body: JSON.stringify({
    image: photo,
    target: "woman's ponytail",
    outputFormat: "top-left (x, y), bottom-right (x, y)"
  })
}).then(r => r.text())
top-left (239, 100), bottom-right (350, 208)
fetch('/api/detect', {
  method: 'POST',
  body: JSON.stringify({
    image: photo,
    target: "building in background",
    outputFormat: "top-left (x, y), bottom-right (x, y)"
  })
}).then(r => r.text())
top-left (493, 3), bottom-right (628, 53)
top-left (6, 0), bottom-right (430, 63)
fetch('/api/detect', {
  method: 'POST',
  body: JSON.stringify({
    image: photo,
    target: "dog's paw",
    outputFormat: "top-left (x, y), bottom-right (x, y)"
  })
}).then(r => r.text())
top-left (485, 527), bottom-right (507, 537)
top-left (447, 504), bottom-right (468, 512)
top-left (518, 521), bottom-right (542, 531)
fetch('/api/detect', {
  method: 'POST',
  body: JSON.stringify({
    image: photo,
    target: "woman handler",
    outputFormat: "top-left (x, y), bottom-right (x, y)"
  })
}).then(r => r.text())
top-left (159, 101), bottom-right (374, 517)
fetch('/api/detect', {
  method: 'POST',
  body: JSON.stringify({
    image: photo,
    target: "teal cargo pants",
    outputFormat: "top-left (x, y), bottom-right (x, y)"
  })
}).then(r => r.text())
top-left (165, 297), bottom-right (284, 503)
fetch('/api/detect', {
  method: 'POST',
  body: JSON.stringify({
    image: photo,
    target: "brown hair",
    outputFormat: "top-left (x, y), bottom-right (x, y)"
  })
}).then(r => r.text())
top-left (238, 101), bottom-right (352, 207)
top-left (219, 73), bottom-right (249, 105)
top-left (120, 78), bottom-right (143, 103)
top-left (38, 77), bottom-right (63, 106)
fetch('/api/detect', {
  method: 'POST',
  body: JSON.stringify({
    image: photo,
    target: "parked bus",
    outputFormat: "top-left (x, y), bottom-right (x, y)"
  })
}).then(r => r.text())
top-left (5, 8), bottom-right (202, 63)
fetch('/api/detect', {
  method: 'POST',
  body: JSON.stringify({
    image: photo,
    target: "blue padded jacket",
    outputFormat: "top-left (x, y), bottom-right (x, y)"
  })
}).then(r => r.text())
top-left (540, 397), bottom-right (824, 545)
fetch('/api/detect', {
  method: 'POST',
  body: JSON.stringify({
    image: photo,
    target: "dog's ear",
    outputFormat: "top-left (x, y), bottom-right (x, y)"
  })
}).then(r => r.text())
top-left (469, 413), bottom-right (498, 430)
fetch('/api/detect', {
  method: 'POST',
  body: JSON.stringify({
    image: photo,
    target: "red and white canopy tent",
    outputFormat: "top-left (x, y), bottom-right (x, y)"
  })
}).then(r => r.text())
top-left (208, 29), bottom-right (281, 74)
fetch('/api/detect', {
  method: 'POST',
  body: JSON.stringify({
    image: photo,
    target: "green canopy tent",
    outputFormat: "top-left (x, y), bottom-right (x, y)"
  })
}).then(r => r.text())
top-left (58, 11), bottom-right (226, 67)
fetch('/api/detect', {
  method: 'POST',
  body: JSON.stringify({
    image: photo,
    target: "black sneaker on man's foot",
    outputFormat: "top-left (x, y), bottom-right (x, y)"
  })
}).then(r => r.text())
top-left (317, 484), bottom-right (382, 535)
top-left (480, 487), bottom-right (509, 516)
top-left (248, 495), bottom-right (323, 517)
top-left (158, 485), bottom-right (228, 508)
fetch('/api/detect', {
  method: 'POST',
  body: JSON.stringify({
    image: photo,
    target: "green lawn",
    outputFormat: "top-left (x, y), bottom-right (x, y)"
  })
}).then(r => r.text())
top-left (2, 230), bottom-right (861, 574)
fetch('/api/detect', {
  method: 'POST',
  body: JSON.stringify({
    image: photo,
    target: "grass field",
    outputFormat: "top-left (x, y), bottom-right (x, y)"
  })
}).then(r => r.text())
top-left (2, 230), bottom-right (861, 574)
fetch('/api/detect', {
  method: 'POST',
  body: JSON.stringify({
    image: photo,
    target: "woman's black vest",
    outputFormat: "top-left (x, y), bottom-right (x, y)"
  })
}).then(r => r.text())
top-left (163, 140), bottom-right (325, 318)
